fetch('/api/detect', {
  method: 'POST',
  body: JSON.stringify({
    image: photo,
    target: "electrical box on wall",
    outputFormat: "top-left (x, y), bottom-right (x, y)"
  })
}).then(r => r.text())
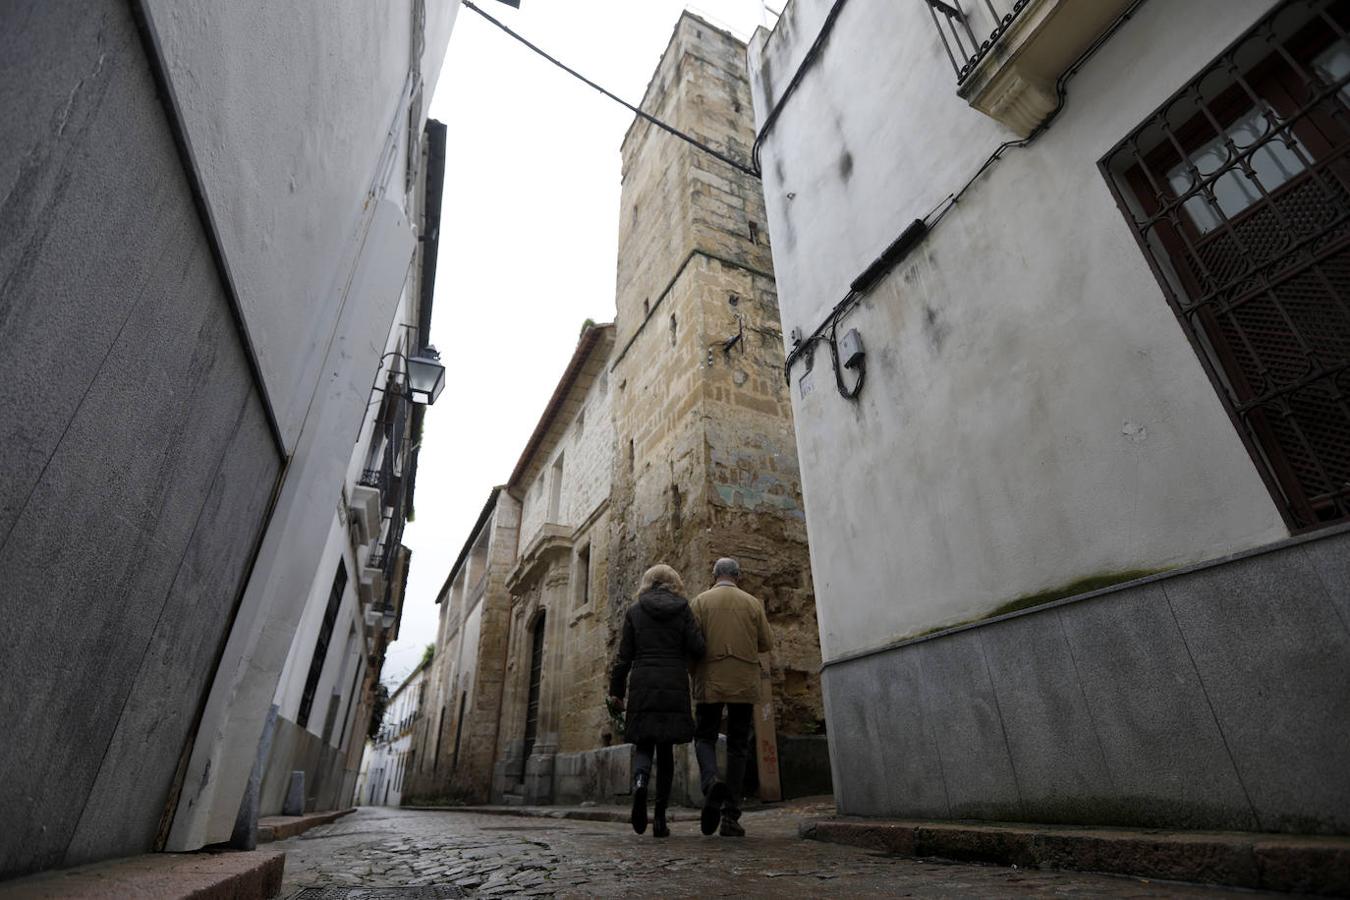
top-left (840, 328), bottom-right (865, 369)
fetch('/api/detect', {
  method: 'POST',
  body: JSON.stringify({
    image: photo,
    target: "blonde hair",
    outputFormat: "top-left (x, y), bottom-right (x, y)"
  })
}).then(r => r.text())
top-left (639, 564), bottom-right (685, 596)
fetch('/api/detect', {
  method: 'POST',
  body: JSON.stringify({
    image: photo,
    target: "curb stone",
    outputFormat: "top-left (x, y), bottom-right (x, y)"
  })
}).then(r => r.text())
top-left (801, 818), bottom-right (1350, 895)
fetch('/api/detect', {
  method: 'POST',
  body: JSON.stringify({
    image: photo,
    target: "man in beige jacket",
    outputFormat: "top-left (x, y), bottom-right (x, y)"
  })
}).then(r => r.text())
top-left (689, 557), bottom-right (773, 837)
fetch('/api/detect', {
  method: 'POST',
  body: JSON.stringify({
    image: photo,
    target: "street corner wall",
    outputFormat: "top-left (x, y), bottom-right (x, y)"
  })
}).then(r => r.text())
top-left (745, 0), bottom-right (1292, 662)
top-left (697, 265), bottom-right (822, 736)
top-left (0, 0), bottom-right (283, 877)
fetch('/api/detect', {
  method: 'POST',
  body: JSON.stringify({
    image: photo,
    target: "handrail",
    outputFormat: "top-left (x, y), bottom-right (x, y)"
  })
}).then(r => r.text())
top-left (923, 0), bottom-right (1032, 84)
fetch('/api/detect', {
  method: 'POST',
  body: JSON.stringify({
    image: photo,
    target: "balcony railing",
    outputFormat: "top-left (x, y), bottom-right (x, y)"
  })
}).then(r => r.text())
top-left (924, 0), bottom-right (1031, 84)
top-left (368, 541), bottom-right (394, 572)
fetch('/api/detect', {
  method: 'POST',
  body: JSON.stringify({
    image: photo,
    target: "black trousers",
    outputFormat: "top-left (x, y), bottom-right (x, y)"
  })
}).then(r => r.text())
top-left (633, 741), bottom-right (674, 806)
top-left (694, 702), bottom-right (753, 817)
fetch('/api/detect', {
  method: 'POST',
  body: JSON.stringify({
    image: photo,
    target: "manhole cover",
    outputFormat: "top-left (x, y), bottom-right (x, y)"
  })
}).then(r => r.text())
top-left (288, 888), bottom-right (465, 899)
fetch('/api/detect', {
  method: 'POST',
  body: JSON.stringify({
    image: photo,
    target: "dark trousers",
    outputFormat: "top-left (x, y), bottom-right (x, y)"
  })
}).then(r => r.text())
top-left (633, 741), bottom-right (674, 807)
top-left (694, 702), bottom-right (753, 818)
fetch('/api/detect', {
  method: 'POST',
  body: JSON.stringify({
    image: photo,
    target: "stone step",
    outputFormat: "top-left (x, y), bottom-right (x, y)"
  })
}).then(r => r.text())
top-left (802, 818), bottom-right (1350, 896)
top-left (0, 850), bottom-right (284, 900)
top-left (258, 807), bottom-right (355, 842)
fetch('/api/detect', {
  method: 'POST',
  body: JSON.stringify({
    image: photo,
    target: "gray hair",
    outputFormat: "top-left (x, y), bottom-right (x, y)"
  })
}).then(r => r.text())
top-left (712, 557), bottom-right (741, 580)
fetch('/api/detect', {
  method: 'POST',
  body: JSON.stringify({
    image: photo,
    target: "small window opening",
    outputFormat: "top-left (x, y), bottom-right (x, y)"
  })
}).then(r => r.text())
top-left (575, 544), bottom-right (591, 608)
top-left (669, 314), bottom-right (678, 346)
top-left (748, 221), bottom-right (760, 244)
top-left (547, 454), bottom-right (564, 522)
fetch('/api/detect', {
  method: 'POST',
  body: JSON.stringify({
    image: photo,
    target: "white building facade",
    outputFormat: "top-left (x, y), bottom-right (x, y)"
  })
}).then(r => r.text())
top-left (360, 663), bottom-right (427, 808)
top-left (253, 124), bottom-right (444, 820)
top-left (748, 0), bottom-right (1349, 833)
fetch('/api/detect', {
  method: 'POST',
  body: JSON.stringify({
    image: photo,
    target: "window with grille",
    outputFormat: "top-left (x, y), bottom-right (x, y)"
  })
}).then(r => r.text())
top-left (522, 614), bottom-right (546, 762)
top-left (1102, 0), bottom-right (1350, 530)
top-left (298, 561), bottom-right (348, 728)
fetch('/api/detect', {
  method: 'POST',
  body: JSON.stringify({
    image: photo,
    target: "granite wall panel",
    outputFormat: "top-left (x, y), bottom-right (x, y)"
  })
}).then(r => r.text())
top-left (824, 526), bottom-right (1350, 834)
top-left (1161, 548), bottom-right (1350, 833)
top-left (0, 0), bottom-right (282, 878)
top-left (979, 612), bottom-right (1114, 821)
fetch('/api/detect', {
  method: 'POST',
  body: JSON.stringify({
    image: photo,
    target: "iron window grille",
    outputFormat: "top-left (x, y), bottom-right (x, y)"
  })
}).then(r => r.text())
top-left (1102, 0), bottom-right (1350, 530)
top-left (923, 0), bottom-right (1032, 84)
top-left (297, 561), bottom-right (348, 728)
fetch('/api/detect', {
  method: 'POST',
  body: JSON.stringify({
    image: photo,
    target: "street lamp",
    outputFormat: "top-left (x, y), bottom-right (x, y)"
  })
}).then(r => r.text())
top-left (371, 345), bottom-right (446, 406)
top-left (404, 345), bottom-right (446, 405)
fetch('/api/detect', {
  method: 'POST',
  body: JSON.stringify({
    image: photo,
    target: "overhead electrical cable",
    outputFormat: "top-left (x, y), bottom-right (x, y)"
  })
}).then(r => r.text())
top-left (460, 0), bottom-right (761, 179)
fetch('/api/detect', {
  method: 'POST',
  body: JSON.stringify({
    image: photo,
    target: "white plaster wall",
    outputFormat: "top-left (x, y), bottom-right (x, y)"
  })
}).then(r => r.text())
top-left (363, 732), bottom-right (412, 807)
top-left (748, 0), bottom-right (1289, 661)
top-left (139, 0), bottom-right (457, 449)
top-left (308, 614), bottom-right (360, 742)
top-left (389, 667), bottom-right (423, 734)
top-left (273, 512), bottom-right (350, 719)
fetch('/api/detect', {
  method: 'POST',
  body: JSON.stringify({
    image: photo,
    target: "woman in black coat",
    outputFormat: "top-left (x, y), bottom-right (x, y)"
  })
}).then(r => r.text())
top-left (609, 563), bottom-right (705, 837)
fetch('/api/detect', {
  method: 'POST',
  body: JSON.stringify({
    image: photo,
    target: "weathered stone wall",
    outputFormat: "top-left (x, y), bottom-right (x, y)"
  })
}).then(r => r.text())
top-left (419, 15), bottom-right (826, 807)
top-left (489, 330), bottom-right (619, 801)
top-left (404, 491), bottom-right (520, 805)
top-left (453, 496), bottom-right (520, 802)
top-left (606, 14), bottom-right (823, 738)
top-left (517, 357), bottom-right (614, 552)
top-left (556, 509), bottom-right (613, 754)
top-left (562, 377), bottom-right (614, 528)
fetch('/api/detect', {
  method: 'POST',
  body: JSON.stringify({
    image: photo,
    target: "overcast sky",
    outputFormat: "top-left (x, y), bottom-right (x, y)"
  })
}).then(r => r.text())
top-left (382, 1), bottom-right (778, 688)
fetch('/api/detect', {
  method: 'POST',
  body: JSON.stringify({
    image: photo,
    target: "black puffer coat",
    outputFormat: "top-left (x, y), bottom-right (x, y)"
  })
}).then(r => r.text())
top-left (609, 587), bottom-right (705, 745)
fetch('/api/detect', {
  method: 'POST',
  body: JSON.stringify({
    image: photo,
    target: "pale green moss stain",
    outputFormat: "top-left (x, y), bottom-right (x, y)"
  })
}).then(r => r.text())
top-left (904, 568), bottom-right (1169, 643)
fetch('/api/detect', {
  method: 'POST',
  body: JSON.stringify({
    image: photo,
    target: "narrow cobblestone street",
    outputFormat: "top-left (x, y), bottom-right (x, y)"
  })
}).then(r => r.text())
top-left (276, 806), bottom-right (1272, 898)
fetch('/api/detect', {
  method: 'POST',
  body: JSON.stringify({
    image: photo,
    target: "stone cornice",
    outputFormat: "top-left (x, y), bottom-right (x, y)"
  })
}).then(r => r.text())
top-left (505, 523), bottom-right (573, 592)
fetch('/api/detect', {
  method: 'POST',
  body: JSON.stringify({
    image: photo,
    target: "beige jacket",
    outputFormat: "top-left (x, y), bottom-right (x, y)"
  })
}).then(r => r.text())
top-left (690, 583), bottom-right (773, 704)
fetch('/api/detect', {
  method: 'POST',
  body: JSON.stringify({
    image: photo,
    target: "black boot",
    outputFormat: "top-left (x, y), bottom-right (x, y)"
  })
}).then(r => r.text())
top-left (700, 781), bottom-right (727, 836)
top-left (630, 771), bottom-right (649, 834)
top-left (652, 802), bottom-right (670, 838)
top-left (719, 810), bottom-right (745, 838)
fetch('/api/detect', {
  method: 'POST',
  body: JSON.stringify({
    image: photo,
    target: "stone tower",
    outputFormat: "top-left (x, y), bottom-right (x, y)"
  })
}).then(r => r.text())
top-left (607, 13), bottom-right (823, 743)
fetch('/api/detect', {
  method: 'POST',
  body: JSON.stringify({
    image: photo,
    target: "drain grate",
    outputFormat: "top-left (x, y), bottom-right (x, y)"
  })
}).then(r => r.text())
top-left (288, 888), bottom-right (466, 899)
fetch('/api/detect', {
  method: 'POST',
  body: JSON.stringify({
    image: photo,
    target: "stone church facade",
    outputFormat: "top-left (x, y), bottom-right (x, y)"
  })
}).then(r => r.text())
top-left (405, 13), bottom-right (826, 807)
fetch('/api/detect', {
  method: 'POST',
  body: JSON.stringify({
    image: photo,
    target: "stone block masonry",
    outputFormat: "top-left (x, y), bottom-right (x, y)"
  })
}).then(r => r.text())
top-left (607, 13), bottom-right (824, 742)
top-left (410, 12), bottom-right (829, 810)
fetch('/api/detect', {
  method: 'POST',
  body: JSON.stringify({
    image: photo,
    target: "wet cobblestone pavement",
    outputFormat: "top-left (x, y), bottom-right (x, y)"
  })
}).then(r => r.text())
top-left (277, 805), bottom-right (1277, 898)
